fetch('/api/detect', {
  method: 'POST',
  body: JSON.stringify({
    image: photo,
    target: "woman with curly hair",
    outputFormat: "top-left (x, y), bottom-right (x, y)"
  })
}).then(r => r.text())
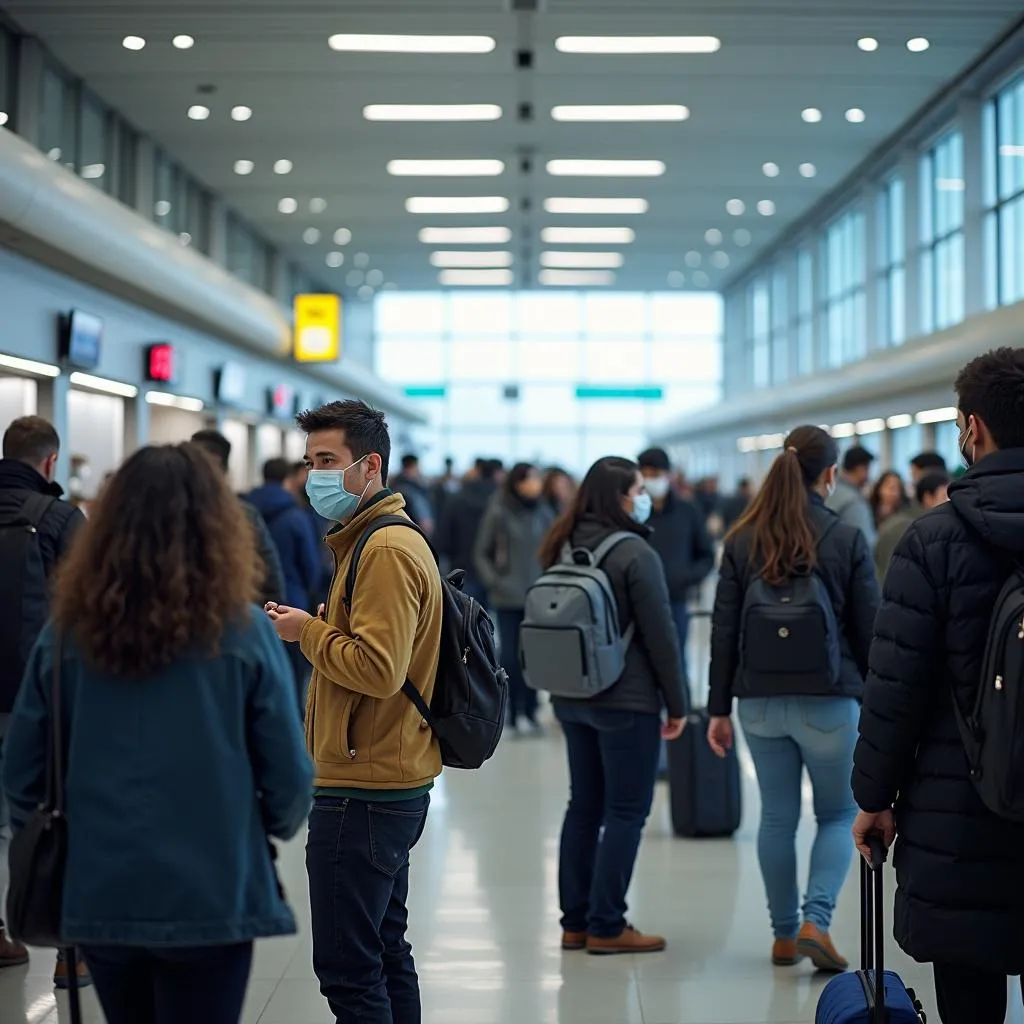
top-left (2, 443), bottom-right (312, 1024)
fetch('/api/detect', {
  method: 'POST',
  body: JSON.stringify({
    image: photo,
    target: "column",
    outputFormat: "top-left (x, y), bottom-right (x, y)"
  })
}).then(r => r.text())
top-left (37, 374), bottom-right (70, 488)
top-left (124, 394), bottom-right (149, 453)
top-left (959, 95), bottom-right (985, 318)
top-left (901, 150), bottom-right (922, 341)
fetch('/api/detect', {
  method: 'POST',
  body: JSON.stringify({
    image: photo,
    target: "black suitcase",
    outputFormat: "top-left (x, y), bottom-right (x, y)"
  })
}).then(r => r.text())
top-left (667, 611), bottom-right (742, 838)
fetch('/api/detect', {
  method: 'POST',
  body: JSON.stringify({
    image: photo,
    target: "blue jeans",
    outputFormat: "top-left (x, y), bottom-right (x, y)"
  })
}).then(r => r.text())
top-left (306, 794), bottom-right (430, 1024)
top-left (497, 608), bottom-right (537, 724)
top-left (738, 696), bottom-right (858, 939)
top-left (555, 705), bottom-right (662, 937)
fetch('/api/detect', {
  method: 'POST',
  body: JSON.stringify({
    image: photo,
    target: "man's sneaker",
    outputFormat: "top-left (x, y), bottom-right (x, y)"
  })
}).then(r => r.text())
top-left (771, 937), bottom-right (802, 966)
top-left (0, 927), bottom-right (28, 968)
top-left (53, 951), bottom-right (93, 990)
top-left (561, 930), bottom-right (587, 951)
top-left (796, 922), bottom-right (849, 973)
top-left (587, 925), bottom-right (666, 956)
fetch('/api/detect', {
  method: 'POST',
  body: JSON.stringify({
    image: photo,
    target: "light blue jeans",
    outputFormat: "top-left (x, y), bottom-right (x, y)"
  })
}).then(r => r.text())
top-left (738, 696), bottom-right (858, 939)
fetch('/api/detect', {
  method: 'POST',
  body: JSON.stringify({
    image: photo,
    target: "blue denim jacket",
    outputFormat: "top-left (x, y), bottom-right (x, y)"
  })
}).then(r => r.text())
top-left (2, 608), bottom-right (313, 947)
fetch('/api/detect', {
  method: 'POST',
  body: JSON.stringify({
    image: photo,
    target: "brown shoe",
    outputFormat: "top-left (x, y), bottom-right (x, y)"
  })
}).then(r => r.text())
top-left (587, 925), bottom-right (666, 956)
top-left (53, 951), bottom-right (93, 990)
top-left (562, 929), bottom-right (587, 951)
top-left (797, 922), bottom-right (848, 973)
top-left (771, 938), bottom-right (801, 966)
top-left (0, 927), bottom-right (28, 968)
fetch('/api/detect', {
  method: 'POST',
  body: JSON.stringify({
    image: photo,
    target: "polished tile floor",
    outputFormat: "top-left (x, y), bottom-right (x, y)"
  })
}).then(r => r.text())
top-left (3, 721), bottom-right (1024, 1024)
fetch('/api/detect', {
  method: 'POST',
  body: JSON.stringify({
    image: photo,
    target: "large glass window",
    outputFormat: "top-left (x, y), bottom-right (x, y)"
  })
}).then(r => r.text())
top-left (747, 278), bottom-right (770, 388)
top-left (0, 23), bottom-right (15, 132)
top-left (877, 175), bottom-right (906, 345)
top-left (820, 207), bottom-right (866, 367)
top-left (770, 263), bottom-right (789, 384)
top-left (39, 63), bottom-right (77, 170)
top-left (79, 91), bottom-right (112, 193)
top-left (153, 149), bottom-right (211, 253)
top-left (795, 248), bottom-right (815, 376)
top-left (985, 74), bottom-right (1024, 308)
top-left (226, 212), bottom-right (271, 291)
top-left (919, 129), bottom-right (965, 333)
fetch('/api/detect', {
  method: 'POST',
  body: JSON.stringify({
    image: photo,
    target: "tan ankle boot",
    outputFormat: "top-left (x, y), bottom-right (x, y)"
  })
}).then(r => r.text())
top-left (587, 925), bottom-right (666, 956)
top-left (772, 937), bottom-right (801, 966)
top-left (561, 929), bottom-right (587, 951)
top-left (796, 921), bottom-right (848, 973)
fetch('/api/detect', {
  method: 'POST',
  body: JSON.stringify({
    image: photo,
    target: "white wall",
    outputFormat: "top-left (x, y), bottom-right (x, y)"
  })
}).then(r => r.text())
top-left (0, 377), bottom-right (38, 430)
top-left (147, 406), bottom-right (205, 446)
top-left (222, 418), bottom-right (252, 493)
top-left (66, 389), bottom-right (124, 497)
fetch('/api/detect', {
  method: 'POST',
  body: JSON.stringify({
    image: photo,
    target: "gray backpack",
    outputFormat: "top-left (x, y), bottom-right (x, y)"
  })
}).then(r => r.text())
top-left (519, 531), bottom-right (638, 699)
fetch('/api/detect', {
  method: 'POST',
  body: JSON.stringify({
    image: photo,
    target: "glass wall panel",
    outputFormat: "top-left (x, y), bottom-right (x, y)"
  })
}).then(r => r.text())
top-left (0, 23), bottom-right (15, 132)
top-left (919, 129), bottom-right (965, 332)
top-left (39, 63), bottom-right (76, 170)
top-left (877, 175), bottom-right (907, 346)
top-left (821, 207), bottom-right (866, 366)
top-left (226, 212), bottom-right (271, 292)
top-left (986, 74), bottom-right (1024, 308)
top-left (79, 92), bottom-right (111, 192)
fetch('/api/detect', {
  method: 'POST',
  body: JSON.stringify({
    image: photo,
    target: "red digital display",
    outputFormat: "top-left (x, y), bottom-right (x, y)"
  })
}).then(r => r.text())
top-left (147, 343), bottom-right (176, 383)
top-left (269, 384), bottom-right (294, 417)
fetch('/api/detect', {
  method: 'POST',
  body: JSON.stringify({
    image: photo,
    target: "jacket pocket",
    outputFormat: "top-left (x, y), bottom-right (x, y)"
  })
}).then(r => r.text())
top-left (311, 686), bottom-right (366, 764)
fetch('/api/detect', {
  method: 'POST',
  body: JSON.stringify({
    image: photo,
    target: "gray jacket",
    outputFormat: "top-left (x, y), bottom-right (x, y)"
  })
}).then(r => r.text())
top-left (826, 477), bottom-right (876, 547)
top-left (473, 494), bottom-right (554, 609)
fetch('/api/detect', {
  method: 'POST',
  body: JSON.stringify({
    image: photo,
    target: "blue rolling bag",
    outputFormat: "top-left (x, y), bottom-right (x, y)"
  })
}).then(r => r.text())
top-left (815, 839), bottom-right (926, 1024)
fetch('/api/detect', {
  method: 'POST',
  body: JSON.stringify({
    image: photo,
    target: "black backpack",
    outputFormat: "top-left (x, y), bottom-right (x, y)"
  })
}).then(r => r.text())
top-left (952, 563), bottom-right (1024, 820)
top-left (738, 521), bottom-right (842, 696)
top-left (345, 515), bottom-right (508, 770)
top-left (0, 494), bottom-right (56, 713)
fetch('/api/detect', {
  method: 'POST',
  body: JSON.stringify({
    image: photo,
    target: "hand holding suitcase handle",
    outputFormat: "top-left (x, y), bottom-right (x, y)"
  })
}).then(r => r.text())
top-left (862, 836), bottom-right (888, 1024)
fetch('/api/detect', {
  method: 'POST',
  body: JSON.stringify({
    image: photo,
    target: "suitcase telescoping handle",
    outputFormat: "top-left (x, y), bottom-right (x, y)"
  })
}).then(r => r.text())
top-left (860, 836), bottom-right (888, 1024)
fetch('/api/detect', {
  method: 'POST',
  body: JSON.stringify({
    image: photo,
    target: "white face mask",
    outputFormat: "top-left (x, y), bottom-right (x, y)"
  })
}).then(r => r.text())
top-left (644, 476), bottom-right (671, 501)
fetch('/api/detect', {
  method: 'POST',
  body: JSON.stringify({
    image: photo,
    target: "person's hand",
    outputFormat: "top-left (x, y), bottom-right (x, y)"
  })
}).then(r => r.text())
top-left (707, 716), bottom-right (734, 759)
top-left (853, 808), bottom-right (896, 863)
top-left (662, 717), bottom-right (687, 741)
top-left (267, 604), bottom-right (313, 643)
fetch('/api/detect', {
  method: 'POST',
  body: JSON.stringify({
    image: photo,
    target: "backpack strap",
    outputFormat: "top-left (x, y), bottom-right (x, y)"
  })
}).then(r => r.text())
top-left (342, 514), bottom-right (438, 611)
top-left (5, 493), bottom-right (58, 530)
top-left (564, 530), bottom-right (638, 645)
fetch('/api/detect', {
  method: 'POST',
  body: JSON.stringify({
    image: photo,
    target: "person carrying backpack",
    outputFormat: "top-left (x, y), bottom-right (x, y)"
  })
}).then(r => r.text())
top-left (0, 416), bottom-right (85, 985)
top-left (530, 457), bottom-right (687, 956)
top-left (852, 348), bottom-right (1024, 1024)
top-left (707, 425), bottom-right (879, 973)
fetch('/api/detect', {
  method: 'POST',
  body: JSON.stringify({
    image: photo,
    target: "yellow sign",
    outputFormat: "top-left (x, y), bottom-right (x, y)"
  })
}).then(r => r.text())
top-left (293, 294), bottom-right (341, 363)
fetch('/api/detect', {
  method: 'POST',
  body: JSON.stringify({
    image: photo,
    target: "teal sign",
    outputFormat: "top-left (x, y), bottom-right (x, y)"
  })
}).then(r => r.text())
top-left (404, 386), bottom-right (446, 398)
top-left (575, 386), bottom-right (664, 400)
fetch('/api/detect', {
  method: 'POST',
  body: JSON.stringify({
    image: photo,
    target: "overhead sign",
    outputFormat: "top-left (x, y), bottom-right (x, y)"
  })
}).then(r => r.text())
top-left (293, 293), bottom-right (341, 363)
top-left (575, 386), bottom-right (664, 400)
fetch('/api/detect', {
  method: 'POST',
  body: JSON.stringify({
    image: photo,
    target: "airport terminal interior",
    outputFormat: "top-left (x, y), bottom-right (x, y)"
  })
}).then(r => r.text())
top-left (3, 0), bottom-right (1024, 1021)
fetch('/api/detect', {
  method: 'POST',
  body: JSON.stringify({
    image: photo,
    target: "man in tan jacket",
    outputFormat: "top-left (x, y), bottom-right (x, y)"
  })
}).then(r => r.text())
top-left (267, 400), bottom-right (442, 1024)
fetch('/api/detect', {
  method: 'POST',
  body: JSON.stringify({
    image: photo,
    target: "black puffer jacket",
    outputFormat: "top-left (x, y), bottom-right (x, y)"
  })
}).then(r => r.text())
top-left (853, 449), bottom-right (1024, 974)
top-left (551, 517), bottom-right (688, 719)
top-left (709, 493), bottom-right (879, 717)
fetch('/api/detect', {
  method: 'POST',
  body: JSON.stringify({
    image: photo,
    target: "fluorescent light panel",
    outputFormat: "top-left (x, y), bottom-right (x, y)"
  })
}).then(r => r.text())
top-left (916, 406), bottom-right (958, 424)
top-left (539, 269), bottom-right (616, 286)
top-left (146, 391), bottom-right (204, 412)
top-left (419, 226), bottom-right (511, 243)
top-left (406, 196), bottom-right (509, 213)
top-left (0, 353), bottom-right (60, 378)
top-left (886, 414), bottom-right (914, 429)
top-left (388, 159), bottom-right (504, 176)
top-left (328, 34), bottom-right (495, 53)
top-left (830, 422), bottom-right (856, 438)
top-left (541, 251), bottom-right (623, 268)
top-left (541, 227), bottom-right (635, 244)
top-left (364, 104), bottom-right (501, 121)
top-left (555, 36), bottom-right (720, 54)
top-left (430, 251), bottom-right (513, 268)
top-left (69, 372), bottom-right (138, 398)
top-left (438, 269), bottom-right (513, 286)
top-left (855, 418), bottom-right (886, 435)
top-left (551, 105), bottom-right (688, 122)
top-left (547, 159), bottom-right (665, 177)
top-left (544, 197), bottom-right (648, 215)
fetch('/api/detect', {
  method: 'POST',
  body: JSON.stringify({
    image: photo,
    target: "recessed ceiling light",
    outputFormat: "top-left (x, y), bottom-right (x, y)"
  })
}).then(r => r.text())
top-left (684, 251), bottom-right (702, 267)
top-left (711, 251), bottom-right (731, 269)
top-left (555, 36), bottom-right (720, 54)
top-left (540, 227), bottom-right (635, 244)
top-left (354, 252), bottom-right (370, 267)
top-left (274, 159), bottom-right (293, 175)
top-left (154, 200), bottom-right (172, 217)
top-left (705, 228), bottom-right (723, 245)
top-left (358, 285), bottom-right (375, 300)
top-left (418, 226), bottom-right (511, 244)
top-left (333, 228), bottom-right (352, 245)
top-left (122, 35), bottom-right (146, 51)
top-left (547, 159), bottom-right (665, 177)
top-left (734, 228), bottom-right (752, 246)
top-left (439, 269), bottom-right (514, 286)
top-left (757, 199), bottom-right (776, 216)
top-left (328, 34), bottom-right (496, 54)
top-left (667, 271), bottom-right (685, 287)
top-left (278, 197), bottom-right (298, 214)
top-left (857, 37), bottom-right (879, 52)
top-left (846, 107), bottom-right (866, 123)
top-left (539, 269), bottom-right (616, 286)
top-left (178, 232), bottom-right (193, 246)
top-left (551, 104), bottom-right (689, 122)
top-left (405, 196), bottom-right (510, 214)
top-left (726, 198), bottom-right (746, 216)
top-left (801, 107), bottom-right (822, 123)
top-left (364, 104), bottom-right (502, 121)
top-left (47, 147), bottom-right (62, 161)
top-left (799, 162), bottom-right (817, 177)
top-left (936, 178), bottom-right (965, 192)
top-left (430, 251), bottom-right (514, 268)
top-left (543, 197), bottom-right (648, 215)
top-left (231, 105), bottom-right (252, 122)
top-left (347, 270), bottom-right (365, 286)
top-left (326, 251), bottom-right (345, 267)
top-left (762, 161), bottom-right (780, 177)
top-left (692, 270), bottom-right (710, 288)
top-left (303, 228), bottom-right (321, 244)
top-left (387, 159), bottom-right (505, 176)
top-left (906, 37), bottom-right (930, 52)
top-left (172, 34), bottom-right (195, 50)
top-left (366, 270), bottom-right (385, 286)
top-left (233, 159), bottom-right (254, 175)
top-left (541, 251), bottom-right (624, 269)
top-left (309, 197), bottom-right (328, 213)
top-left (187, 105), bottom-right (210, 121)
top-left (81, 163), bottom-right (106, 180)
top-left (0, 112), bottom-right (9, 126)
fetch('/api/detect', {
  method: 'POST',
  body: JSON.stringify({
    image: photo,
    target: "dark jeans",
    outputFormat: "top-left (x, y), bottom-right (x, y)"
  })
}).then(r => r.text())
top-left (497, 608), bottom-right (537, 724)
top-left (933, 962), bottom-right (1017, 1024)
top-left (81, 943), bottom-right (253, 1024)
top-left (307, 794), bottom-right (430, 1024)
top-left (555, 704), bottom-right (662, 937)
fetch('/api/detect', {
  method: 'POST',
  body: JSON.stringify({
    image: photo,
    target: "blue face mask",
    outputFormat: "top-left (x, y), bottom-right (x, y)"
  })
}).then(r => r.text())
top-left (631, 492), bottom-right (653, 525)
top-left (306, 457), bottom-right (370, 522)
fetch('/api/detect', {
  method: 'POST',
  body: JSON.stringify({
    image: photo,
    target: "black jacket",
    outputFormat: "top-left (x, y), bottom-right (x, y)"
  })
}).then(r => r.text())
top-left (240, 499), bottom-right (286, 609)
top-left (852, 449), bottom-right (1024, 974)
top-left (709, 493), bottom-right (879, 717)
top-left (647, 491), bottom-right (715, 604)
top-left (552, 517), bottom-right (688, 719)
top-left (436, 479), bottom-right (497, 588)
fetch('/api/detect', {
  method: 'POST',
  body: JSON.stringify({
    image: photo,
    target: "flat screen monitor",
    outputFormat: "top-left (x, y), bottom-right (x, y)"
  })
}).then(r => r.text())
top-left (215, 363), bottom-right (246, 406)
top-left (61, 310), bottom-right (103, 370)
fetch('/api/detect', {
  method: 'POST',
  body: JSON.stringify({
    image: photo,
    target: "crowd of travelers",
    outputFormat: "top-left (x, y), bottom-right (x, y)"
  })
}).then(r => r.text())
top-left (0, 346), bottom-right (1020, 1024)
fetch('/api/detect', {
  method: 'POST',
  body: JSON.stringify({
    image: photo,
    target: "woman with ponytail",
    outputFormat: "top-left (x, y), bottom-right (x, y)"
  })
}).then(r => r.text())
top-left (706, 425), bottom-right (879, 972)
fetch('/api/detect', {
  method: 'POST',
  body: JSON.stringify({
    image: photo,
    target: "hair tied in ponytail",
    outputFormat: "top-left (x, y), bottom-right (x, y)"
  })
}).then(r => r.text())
top-left (787, 446), bottom-right (799, 455)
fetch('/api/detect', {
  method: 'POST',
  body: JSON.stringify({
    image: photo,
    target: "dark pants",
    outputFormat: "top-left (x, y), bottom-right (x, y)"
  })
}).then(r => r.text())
top-left (555, 704), bottom-right (662, 937)
top-left (81, 943), bottom-right (253, 1024)
top-left (933, 962), bottom-right (1016, 1024)
top-left (497, 608), bottom-right (537, 724)
top-left (307, 794), bottom-right (430, 1024)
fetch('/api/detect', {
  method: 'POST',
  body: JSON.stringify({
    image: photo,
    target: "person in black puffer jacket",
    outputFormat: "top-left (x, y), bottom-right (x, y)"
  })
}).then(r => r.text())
top-left (852, 348), bottom-right (1024, 1024)
top-left (538, 456), bottom-right (688, 958)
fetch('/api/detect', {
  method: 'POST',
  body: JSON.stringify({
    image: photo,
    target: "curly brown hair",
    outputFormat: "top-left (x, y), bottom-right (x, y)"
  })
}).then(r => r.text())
top-left (53, 443), bottom-right (260, 676)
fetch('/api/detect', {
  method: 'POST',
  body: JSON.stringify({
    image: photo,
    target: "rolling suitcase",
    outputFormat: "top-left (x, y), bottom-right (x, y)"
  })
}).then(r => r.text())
top-left (667, 611), bottom-right (742, 838)
top-left (815, 838), bottom-right (926, 1024)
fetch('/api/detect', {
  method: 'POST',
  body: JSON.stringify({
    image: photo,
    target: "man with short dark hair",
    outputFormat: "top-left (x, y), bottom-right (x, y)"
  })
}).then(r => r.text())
top-left (873, 471), bottom-right (949, 582)
top-left (909, 450), bottom-right (948, 484)
top-left (0, 416), bottom-right (84, 979)
top-left (266, 400), bottom-right (442, 1024)
top-left (391, 452), bottom-right (434, 534)
top-left (826, 444), bottom-right (877, 544)
top-left (853, 348), bottom-right (1024, 1024)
